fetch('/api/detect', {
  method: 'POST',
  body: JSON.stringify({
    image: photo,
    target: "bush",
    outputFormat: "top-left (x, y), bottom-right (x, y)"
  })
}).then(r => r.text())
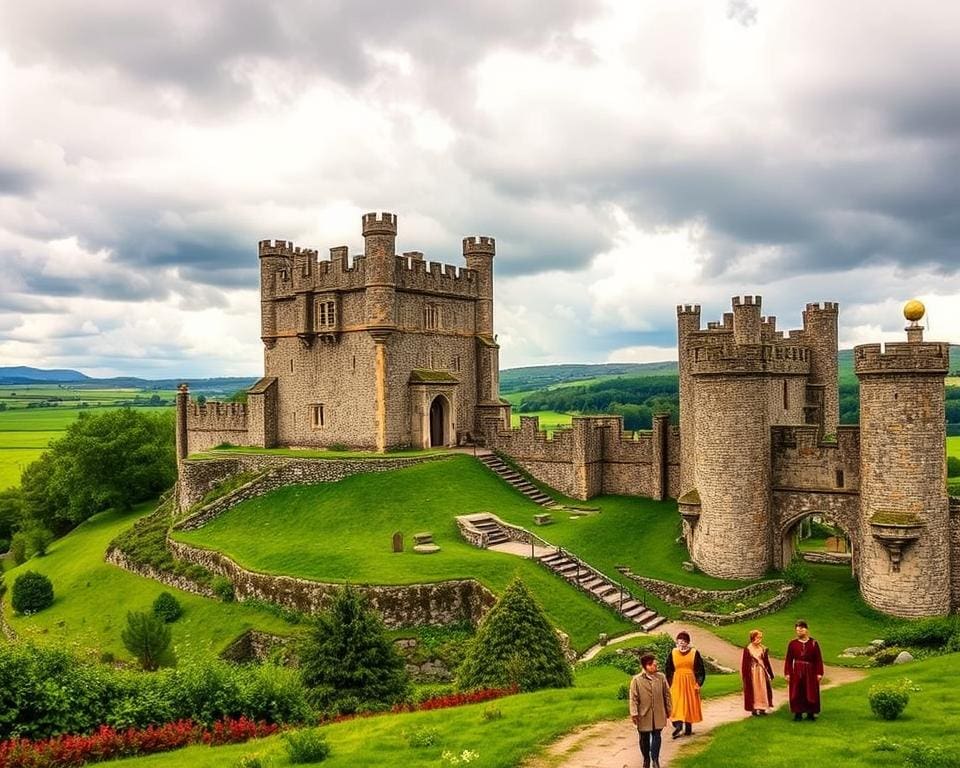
top-left (868, 680), bottom-right (911, 720)
top-left (902, 739), bottom-right (960, 768)
top-left (121, 611), bottom-right (174, 671)
top-left (235, 755), bottom-right (269, 768)
top-left (9, 532), bottom-right (28, 565)
top-left (872, 646), bottom-right (905, 666)
top-left (212, 576), bottom-right (236, 603)
top-left (884, 616), bottom-right (959, 649)
top-left (11, 570), bottom-right (54, 613)
top-left (299, 585), bottom-right (409, 715)
top-left (0, 538), bottom-right (8, 554)
top-left (457, 577), bottom-right (573, 692)
top-left (26, 527), bottom-right (55, 556)
top-left (617, 683), bottom-right (630, 700)
top-left (284, 729), bottom-right (331, 764)
top-left (780, 558), bottom-right (811, 588)
top-left (405, 725), bottom-right (441, 747)
top-left (948, 455), bottom-right (960, 478)
top-left (153, 592), bottom-right (183, 623)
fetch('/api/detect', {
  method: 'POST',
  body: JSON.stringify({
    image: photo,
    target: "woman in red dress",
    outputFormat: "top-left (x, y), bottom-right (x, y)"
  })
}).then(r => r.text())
top-left (740, 629), bottom-right (774, 715)
top-left (784, 620), bottom-right (824, 721)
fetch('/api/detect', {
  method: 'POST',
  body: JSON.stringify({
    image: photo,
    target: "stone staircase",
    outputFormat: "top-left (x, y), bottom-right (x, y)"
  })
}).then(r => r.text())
top-left (477, 453), bottom-right (554, 506)
top-left (469, 515), bottom-right (510, 547)
top-left (539, 550), bottom-right (668, 632)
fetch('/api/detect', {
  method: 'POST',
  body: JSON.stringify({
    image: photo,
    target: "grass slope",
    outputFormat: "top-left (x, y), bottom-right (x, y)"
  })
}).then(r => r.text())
top-left (678, 652), bottom-right (960, 768)
top-left (708, 564), bottom-right (898, 666)
top-left (2, 501), bottom-right (296, 660)
top-left (174, 456), bottom-right (644, 650)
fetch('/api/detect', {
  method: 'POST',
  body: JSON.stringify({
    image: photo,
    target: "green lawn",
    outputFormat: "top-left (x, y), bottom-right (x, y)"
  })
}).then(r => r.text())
top-left (98, 665), bottom-right (631, 768)
top-left (509, 409), bottom-right (574, 432)
top-left (948, 435), bottom-right (960, 459)
top-left (2, 501), bottom-right (297, 660)
top-left (175, 457), bottom-right (634, 651)
top-left (678, 652), bottom-right (960, 768)
top-left (708, 564), bottom-right (898, 666)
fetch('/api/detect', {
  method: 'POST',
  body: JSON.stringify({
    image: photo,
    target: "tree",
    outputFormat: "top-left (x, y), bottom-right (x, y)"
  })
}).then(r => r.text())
top-left (19, 409), bottom-right (176, 534)
top-left (458, 577), bottom-right (573, 692)
top-left (11, 571), bottom-right (54, 614)
top-left (121, 611), bottom-right (174, 671)
top-left (299, 586), bottom-right (409, 714)
top-left (0, 489), bottom-right (23, 542)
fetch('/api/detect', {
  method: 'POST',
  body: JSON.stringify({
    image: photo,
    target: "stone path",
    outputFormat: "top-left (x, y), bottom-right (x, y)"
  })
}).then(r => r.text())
top-left (523, 623), bottom-right (865, 768)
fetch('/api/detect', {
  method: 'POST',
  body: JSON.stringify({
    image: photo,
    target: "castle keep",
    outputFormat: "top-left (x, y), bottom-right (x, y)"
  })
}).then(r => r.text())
top-left (177, 212), bottom-right (510, 455)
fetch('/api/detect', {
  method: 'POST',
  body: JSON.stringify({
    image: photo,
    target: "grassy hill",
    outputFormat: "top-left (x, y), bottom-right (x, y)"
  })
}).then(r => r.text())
top-left (2, 500), bottom-right (296, 660)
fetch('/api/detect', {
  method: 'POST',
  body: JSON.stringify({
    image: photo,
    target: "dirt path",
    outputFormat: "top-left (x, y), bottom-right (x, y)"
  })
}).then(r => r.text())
top-left (524, 623), bottom-right (864, 768)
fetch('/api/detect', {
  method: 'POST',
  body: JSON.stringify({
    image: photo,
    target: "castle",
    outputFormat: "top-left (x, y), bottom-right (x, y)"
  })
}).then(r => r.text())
top-left (176, 212), bottom-right (509, 455)
top-left (176, 212), bottom-right (958, 618)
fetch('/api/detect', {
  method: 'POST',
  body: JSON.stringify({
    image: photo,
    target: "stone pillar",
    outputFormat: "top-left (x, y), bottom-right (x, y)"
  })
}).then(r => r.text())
top-left (374, 335), bottom-right (389, 453)
top-left (175, 383), bottom-right (190, 463)
top-left (652, 412), bottom-right (670, 501)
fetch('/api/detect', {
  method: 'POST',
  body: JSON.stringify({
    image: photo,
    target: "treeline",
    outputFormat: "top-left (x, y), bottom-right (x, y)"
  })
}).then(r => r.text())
top-left (516, 375), bottom-right (960, 432)
top-left (0, 408), bottom-right (176, 557)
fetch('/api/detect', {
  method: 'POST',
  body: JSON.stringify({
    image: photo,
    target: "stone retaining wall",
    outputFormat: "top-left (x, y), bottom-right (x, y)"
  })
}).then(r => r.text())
top-left (105, 547), bottom-right (216, 598)
top-left (621, 571), bottom-right (787, 608)
top-left (178, 454), bottom-right (445, 518)
top-left (801, 551), bottom-right (853, 565)
top-left (167, 539), bottom-right (494, 628)
top-left (680, 585), bottom-right (798, 626)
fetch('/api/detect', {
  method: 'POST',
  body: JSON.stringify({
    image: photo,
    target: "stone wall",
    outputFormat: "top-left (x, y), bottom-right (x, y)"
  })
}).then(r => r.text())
top-left (167, 539), bottom-right (495, 628)
top-left (801, 551), bottom-right (853, 565)
top-left (177, 453), bottom-right (445, 515)
top-left (104, 547), bottom-right (216, 598)
top-left (679, 586), bottom-right (798, 626)
top-left (484, 414), bottom-right (679, 501)
top-left (620, 572), bottom-right (788, 608)
top-left (772, 425), bottom-right (861, 492)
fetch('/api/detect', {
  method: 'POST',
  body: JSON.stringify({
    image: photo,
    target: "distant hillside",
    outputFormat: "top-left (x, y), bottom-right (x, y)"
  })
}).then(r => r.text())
top-left (500, 361), bottom-right (678, 393)
top-left (0, 366), bottom-right (91, 383)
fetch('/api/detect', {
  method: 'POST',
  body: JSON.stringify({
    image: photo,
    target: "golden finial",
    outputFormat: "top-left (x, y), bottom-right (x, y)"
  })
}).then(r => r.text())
top-left (903, 299), bottom-right (925, 323)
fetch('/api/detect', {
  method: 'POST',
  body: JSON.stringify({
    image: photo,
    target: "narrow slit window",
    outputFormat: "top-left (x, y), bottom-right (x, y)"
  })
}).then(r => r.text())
top-left (836, 469), bottom-right (844, 488)
top-left (312, 404), bottom-right (325, 429)
top-left (782, 380), bottom-right (788, 410)
top-left (424, 304), bottom-right (440, 330)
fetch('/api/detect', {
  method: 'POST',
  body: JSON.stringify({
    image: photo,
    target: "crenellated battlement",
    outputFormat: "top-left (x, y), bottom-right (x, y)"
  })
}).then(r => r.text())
top-left (732, 295), bottom-right (761, 307)
top-left (690, 342), bottom-right (810, 376)
top-left (463, 235), bottom-right (495, 255)
top-left (361, 211), bottom-right (398, 235)
top-left (186, 400), bottom-right (249, 432)
top-left (676, 304), bottom-right (702, 315)
top-left (854, 341), bottom-right (950, 375)
top-left (805, 302), bottom-right (839, 312)
top-left (395, 256), bottom-right (479, 298)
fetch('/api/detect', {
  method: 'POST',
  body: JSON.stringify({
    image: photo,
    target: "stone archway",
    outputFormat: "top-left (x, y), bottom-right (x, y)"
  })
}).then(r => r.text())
top-left (772, 490), bottom-right (859, 572)
top-left (429, 395), bottom-right (450, 447)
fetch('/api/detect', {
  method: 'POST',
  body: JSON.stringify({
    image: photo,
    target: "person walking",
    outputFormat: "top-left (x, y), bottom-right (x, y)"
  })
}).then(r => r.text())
top-left (665, 630), bottom-right (705, 738)
top-left (629, 653), bottom-right (672, 768)
top-left (785, 620), bottom-right (824, 721)
top-left (740, 629), bottom-right (775, 715)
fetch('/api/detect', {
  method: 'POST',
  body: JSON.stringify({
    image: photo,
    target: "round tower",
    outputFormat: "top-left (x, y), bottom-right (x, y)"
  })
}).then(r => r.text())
top-left (676, 303), bottom-right (701, 495)
top-left (258, 239), bottom-right (294, 347)
top-left (855, 300), bottom-right (951, 617)
top-left (362, 212), bottom-right (398, 332)
top-left (463, 236), bottom-right (495, 337)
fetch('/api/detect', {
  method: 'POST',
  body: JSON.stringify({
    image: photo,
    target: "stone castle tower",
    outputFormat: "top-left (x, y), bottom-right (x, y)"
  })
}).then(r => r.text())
top-left (677, 296), bottom-right (955, 617)
top-left (178, 212), bottom-right (510, 454)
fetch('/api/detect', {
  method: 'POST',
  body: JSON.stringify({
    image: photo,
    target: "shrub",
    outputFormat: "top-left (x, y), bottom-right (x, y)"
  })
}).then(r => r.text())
top-left (869, 680), bottom-right (911, 720)
top-left (872, 646), bottom-right (905, 666)
top-left (212, 576), bottom-right (236, 603)
top-left (121, 611), bottom-right (174, 671)
top-left (153, 592), bottom-right (183, 623)
top-left (299, 585), bottom-right (409, 715)
top-left (412, 683), bottom-right (456, 705)
top-left (884, 616), bottom-right (959, 649)
top-left (617, 684), bottom-right (630, 700)
top-left (0, 538), bottom-right (8, 555)
top-left (284, 729), bottom-right (331, 764)
top-left (9, 532), bottom-right (28, 565)
top-left (948, 455), bottom-right (960, 478)
top-left (780, 558), bottom-right (811, 588)
top-left (235, 755), bottom-right (269, 768)
top-left (457, 578), bottom-right (573, 692)
top-left (481, 706), bottom-right (503, 721)
top-left (902, 739), bottom-right (960, 768)
top-left (405, 725), bottom-right (441, 747)
top-left (26, 527), bottom-right (54, 557)
top-left (11, 571), bottom-right (54, 613)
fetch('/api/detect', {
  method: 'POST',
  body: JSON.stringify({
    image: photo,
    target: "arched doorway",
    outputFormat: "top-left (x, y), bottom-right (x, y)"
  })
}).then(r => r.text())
top-left (429, 395), bottom-right (449, 447)
top-left (780, 512), bottom-right (854, 576)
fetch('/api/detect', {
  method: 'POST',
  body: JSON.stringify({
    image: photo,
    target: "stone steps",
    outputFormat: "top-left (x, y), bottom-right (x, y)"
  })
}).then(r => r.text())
top-left (536, 548), bottom-right (666, 629)
top-left (477, 455), bottom-right (555, 506)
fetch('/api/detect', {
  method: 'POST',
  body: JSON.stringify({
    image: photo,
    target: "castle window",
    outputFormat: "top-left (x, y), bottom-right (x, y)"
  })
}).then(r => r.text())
top-left (782, 380), bottom-right (788, 410)
top-left (835, 469), bottom-right (844, 488)
top-left (424, 304), bottom-right (440, 331)
top-left (290, 359), bottom-right (294, 373)
top-left (352, 355), bottom-right (356, 370)
top-left (455, 356), bottom-right (461, 372)
top-left (312, 404), bottom-right (325, 429)
top-left (317, 301), bottom-right (336, 328)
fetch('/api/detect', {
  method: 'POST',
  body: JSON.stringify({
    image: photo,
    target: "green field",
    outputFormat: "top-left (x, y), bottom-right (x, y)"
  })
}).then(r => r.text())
top-left (2, 501), bottom-right (295, 660)
top-left (679, 652), bottom-right (960, 768)
top-left (948, 435), bottom-right (960, 459)
top-left (0, 387), bottom-right (174, 488)
top-left (508, 409), bottom-right (573, 432)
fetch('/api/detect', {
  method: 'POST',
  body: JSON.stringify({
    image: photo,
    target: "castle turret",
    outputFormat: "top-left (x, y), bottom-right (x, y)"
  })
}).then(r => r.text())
top-left (463, 236), bottom-right (495, 337)
top-left (362, 211), bottom-right (398, 333)
top-left (855, 300), bottom-right (951, 617)
top-left (676, 304), bottom-right (701, 495)
top-left (732, 295), bottom-right (762, 346)
top-left (258, 239), bottom-right (294, 347)
top-left (802, 302), bottom-right (840, 436)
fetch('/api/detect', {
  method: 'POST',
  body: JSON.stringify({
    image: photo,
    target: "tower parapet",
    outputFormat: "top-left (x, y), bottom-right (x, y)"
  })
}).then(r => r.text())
top-left (854, 342), bottom-right (949, 375)
top-left (732, 295), bottom-right (762, 346)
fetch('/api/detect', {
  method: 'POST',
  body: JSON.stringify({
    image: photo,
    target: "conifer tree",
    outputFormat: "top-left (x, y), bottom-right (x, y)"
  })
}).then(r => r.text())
top-left (121, 611), bottom-right (174, 671)
top-left (299, 586), bottom-right (409, 714)
top-left (458, 577), bottom-right (573, 692)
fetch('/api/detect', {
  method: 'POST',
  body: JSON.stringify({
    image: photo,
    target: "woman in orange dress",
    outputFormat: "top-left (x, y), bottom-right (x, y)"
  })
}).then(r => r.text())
top-left (740, 629), bottom-right (774, 715)
top-left (664, 630), bottom-right (705, 738)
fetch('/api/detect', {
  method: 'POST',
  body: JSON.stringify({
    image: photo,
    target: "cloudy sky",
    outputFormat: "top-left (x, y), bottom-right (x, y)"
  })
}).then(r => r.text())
top-left (1, 0), bottom-right (958, 378)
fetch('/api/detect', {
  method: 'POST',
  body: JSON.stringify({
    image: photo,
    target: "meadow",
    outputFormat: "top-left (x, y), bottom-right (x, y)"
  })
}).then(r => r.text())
top-left (0, 384), bottom-right (174, 488)
top-left (3, 500), bottom-right (295, 660)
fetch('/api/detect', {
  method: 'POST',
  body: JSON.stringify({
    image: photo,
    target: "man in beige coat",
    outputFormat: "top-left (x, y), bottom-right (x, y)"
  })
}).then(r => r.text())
top-left (630, 653), bottom-right (673, 768)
